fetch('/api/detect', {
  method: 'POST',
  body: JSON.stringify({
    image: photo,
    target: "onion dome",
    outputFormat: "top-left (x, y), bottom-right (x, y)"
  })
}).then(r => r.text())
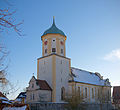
top-left (42, 17), bottom-right (66, 37)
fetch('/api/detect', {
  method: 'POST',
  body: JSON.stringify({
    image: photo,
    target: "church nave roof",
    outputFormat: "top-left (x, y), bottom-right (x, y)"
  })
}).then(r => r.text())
top-left (71, 67), bottom-right (111, 86)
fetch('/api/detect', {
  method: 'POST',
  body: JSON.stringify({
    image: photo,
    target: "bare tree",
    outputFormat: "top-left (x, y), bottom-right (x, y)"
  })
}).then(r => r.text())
top-left (0, 8), bottom-right (23, 36)
top-left (0, 46), bottom-right (8, 87)
top-left (0, 5), bottom-right (23, 95)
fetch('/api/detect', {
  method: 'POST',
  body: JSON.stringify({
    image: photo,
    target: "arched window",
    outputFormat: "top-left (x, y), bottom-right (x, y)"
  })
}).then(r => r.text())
top-left (33, 94), bottom-right (34, 100)
top-left (32, 84), bottom-right (34, 88)
top-left (61, 49), bottom-right (63, 54)
top-left (92, 88), bottom-right (94, 98)
top-left (78, 87), bottom-right (80, 97)
top-left (85, 88), bottom-right (87, 98)
top-left (61, 87), bottom-right (65, 100)
top-left (98, 88), bottom-right (100, 98)
top-left (45, 49), bottom-right (47, 54)
top-left (30, 94), bottom-right (32, 100)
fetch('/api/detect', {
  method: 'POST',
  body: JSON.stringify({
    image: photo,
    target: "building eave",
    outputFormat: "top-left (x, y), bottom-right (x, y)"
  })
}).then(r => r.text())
top-left (37, 53), bottom-right (71, 60)
top-left (68, 80), bottom-right (112, 87)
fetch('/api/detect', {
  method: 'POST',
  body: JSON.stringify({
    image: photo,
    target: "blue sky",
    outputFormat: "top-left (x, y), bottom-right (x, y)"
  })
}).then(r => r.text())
top-left (0, 0), bottom-right (120, 99)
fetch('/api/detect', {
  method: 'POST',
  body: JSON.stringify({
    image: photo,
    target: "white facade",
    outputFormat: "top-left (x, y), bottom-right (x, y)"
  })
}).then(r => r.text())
top-left (26, 76), bottom-right (52, 103)
top-left (37, 54), bottom-right (71, 102)
top-left (54, 55), bottom-right (70, 102)
top-left (37, 56), bottom-right (53, 87)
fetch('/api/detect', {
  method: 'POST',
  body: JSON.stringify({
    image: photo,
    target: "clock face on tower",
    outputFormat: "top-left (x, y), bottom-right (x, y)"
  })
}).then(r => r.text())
top-left (60, 41), bottom-right (63, 45)
top-left (44, 41), bottom-right (47, 45)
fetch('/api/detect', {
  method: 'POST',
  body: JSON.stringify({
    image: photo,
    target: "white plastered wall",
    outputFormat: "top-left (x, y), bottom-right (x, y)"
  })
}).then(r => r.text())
top-left (55, 56), bottom-right (70, 102)
top-left (26, 77), bottom-right (51, 103)
top-left (37, 54), bottom-right (71, 102)
top-left (27, 90), bottom-right (51, 103)
top-left (68, 82), bottom-right (111, 103)
top-left (37, 56), bottom-right (53, 87)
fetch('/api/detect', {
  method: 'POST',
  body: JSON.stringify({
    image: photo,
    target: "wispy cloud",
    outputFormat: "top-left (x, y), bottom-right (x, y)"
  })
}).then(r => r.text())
top-left (103, 49), bottom-right (120, 61)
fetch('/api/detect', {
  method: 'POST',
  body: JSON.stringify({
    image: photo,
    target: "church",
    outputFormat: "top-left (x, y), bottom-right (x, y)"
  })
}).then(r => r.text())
top-left (26, 18), bottom-right (111, 103)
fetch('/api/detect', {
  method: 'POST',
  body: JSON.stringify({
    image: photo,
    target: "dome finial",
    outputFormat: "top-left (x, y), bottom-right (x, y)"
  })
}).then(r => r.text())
top-left (53, 16), bottom-right (55, 25)
top-left (42, 16), bottom-right (66, 37)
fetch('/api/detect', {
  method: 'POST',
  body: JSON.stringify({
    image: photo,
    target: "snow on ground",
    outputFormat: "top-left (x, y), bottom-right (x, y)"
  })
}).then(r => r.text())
top-left (71, 67), bottom-right (111, 86)
top-left (3, 105), bottom-right (27, 110)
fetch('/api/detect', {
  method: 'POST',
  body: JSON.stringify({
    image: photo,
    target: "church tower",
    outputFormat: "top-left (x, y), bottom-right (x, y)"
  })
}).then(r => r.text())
top-left (37, 18), bottom-right (71, 102)
top-left (41, 17), bottom-right (66, 57)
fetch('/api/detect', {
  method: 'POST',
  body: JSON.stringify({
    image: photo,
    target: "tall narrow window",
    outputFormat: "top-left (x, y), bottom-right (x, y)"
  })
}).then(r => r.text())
top-left (61, 87), bottom-right (65, 100)
top-left (81, 87), bottom-right (83, 97)
top-left (33, 94), bottom-right (34, 100)
top-left (92, 88), bottom-right (94, 98)
top-left (85, 88), bottom-right (87, 98)
top-left (61, 60), bottom-right (62, 64)
top-left (30, 94), bottom-right (32, 100)
top-left (78, 87), bottom-right (80, 97)
top-left (45, 49), bottom-right (47, 54)
top-left (108, 90), bottom-right (110, 101)
top-left (52, 48), bottom-right (56, 52)
top-left (32, 83), bottom-right (34, 88)
top-left (61, 78), bottom-right (62, 82)
top-left (98, 89), bottom-right (100, 98)
top-left (95, 88), bottom-right (96, 99)
top-left (61, 49), bottom-right (63, 54)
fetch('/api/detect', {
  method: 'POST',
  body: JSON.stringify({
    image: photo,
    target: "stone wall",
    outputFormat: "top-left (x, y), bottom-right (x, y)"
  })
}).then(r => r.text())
top-left (28, 102), bottom-right (114, 110)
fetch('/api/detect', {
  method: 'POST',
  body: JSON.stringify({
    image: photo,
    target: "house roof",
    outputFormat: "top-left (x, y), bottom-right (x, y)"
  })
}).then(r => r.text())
top-left (113, 86), bottom-right (120, 100)
top-left (16, 92), bottom-right (26, 99)
top-left (71, 67), bottom-right (111, 86)
top-left (36, 80), bottom-right (52, 91)
top-left (0, 92), bottom-right (11, 104)
top-left (0, 92), bottom-right (8, 101)
top-left (0, 92), bottom-right (6, 98)
top-left (3, 104), bottom-right (30, 110)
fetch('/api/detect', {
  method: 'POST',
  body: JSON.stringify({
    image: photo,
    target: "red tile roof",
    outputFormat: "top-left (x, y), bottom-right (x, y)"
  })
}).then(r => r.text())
top-left (36, 80), bottom-right (52, 91)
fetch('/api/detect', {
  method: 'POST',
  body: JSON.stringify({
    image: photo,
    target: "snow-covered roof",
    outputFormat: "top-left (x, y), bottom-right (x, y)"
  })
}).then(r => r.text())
top-left (17, 92), bottom-right (26, 99)
top-left (0, 97), bottom-right (8, 101)
top-left (71, 67), bottom-right (111, 86)
top-left (3, 105), bottom-right (27, 110)
top-left (0, 92), bottom-right (8, 100)
top-left (29, 76), bottom-right (52, 91)
top-left (0, 96), bottom-right (11, 104)
top-left (2, 100), bottom-right (11, 104)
